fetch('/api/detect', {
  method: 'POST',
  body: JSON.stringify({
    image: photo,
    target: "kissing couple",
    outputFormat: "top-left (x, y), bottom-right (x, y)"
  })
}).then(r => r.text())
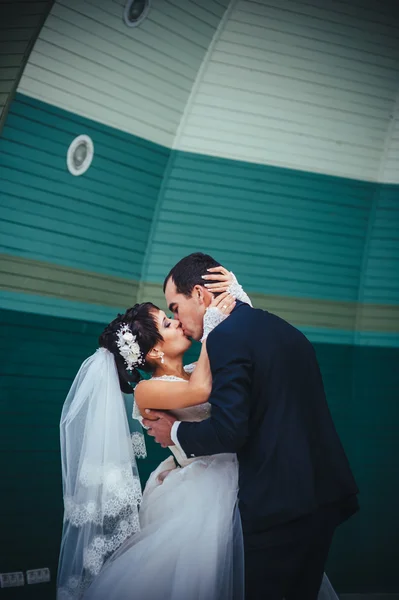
top-left (57, 252), bottom-right (358, 600)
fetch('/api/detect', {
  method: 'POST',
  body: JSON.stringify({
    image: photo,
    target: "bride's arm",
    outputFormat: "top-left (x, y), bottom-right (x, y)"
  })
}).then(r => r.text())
top-left (134, 342), bottom-right (211, 411)
top-left (135, 291), bottom-right (236, 412)
top-left (202, 266), bottom-right (253, 307)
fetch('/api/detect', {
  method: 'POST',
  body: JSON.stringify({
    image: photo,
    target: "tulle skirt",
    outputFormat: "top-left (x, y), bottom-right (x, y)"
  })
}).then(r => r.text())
top-left (83, 453), bottom-right (244, 600)
top-left (83, 453), bottom-right (338, 600)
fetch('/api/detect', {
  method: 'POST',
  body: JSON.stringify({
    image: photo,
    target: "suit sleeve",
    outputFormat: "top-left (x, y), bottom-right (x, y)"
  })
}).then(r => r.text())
top-left (176, 327), bottom-right (252, 457)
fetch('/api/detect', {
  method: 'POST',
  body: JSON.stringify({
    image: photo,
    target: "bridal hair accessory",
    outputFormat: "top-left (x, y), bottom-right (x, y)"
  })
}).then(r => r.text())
top-left (116, 323), bottom-right (144, 370)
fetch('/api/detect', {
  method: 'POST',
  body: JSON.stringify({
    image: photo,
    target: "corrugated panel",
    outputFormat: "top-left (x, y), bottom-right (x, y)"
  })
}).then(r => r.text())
top-left (176, 0), bottom-right (399, 180)
top-left (145, 151), bottom-right (373, 304)
top-left (380, 104), bottom-right (399, 184)
top-left (356, 184), bottom-right (399, 340)
top-left (18, 0), bottom-right (229, 147)
top-left (361, 185), bottom-right (399, 304)
top-left (0, 0), bottom-right (53, 131)
top-left (0, 94), bottom-right (169, 313)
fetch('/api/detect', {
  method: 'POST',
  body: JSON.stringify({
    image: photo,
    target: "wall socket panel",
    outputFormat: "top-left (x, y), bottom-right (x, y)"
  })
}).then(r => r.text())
top-left (0, 572), bottom-right (25, 588)
top-left (26, 568), bottom-right (51, 585)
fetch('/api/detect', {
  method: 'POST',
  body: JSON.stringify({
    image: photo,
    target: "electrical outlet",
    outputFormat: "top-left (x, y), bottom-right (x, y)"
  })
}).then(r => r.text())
top-left (0, 571), bottom-right (24, 588)
top-left (26, 568), bottom-right (50, 585)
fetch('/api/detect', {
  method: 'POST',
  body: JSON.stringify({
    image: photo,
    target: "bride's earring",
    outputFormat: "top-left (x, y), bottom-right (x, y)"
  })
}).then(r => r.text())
top-left (160, 352), bottom-right (165, 364)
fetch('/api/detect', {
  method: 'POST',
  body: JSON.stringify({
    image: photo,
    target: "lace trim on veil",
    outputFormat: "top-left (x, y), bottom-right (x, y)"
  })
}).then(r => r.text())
top-left (64, 469), bottom-right (142, 527)
top-left (58, 349), bottom-right (143, 600)
top-left (131, 431), bottom-right (146, 458)
top-left (83, 512), bottom-right (140, 575)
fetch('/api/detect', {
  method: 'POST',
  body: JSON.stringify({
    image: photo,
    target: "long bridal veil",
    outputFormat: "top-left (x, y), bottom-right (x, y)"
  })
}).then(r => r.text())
top-left (57, 348), bottom-right (143, 599)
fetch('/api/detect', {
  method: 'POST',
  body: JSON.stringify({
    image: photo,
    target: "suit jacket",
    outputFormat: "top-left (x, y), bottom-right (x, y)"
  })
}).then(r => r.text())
top-left (177, 302), bottom-right (359, 533)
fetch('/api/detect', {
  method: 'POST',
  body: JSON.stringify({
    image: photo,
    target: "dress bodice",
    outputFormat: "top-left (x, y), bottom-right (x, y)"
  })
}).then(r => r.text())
top-left (152, 374), bottom-right (211, 422)
top-left (133, 372), bottom-right (211, 467)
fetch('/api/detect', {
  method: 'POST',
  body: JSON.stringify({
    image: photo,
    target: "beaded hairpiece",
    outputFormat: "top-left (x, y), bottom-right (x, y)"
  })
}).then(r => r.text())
top-left (116, 323), bottom-right (144, 370)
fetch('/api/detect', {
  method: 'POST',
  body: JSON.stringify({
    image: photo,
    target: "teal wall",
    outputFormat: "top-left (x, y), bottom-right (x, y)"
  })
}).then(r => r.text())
top-left (0, 94), bottom-right (169, 279)
top-left (0, 94), bottom-right (398, 596)
top-left (1, 308), bottom-right (398, 596)
top-left (142, 150), bottom-right (399, 345)
top-left (360, 183), bottom-right (399, 305)
top-left (145, 151), bottom-right (373, 301)
top-left (319, 344), bottom-right (399, 592)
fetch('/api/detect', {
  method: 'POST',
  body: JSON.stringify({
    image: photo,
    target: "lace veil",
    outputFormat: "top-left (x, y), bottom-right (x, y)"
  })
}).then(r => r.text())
top-left (57, 348), bottom-right (143, 599)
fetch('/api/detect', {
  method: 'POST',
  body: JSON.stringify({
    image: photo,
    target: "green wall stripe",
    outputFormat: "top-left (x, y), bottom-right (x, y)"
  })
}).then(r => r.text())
top-left (140, 282), bottom-right (399, 344)
top-left (0, 290), bottom-right (122, 323)
top-left (0, 254), bottom-right (138, 307)
top-left (0, 254), bottom-right (397, 342)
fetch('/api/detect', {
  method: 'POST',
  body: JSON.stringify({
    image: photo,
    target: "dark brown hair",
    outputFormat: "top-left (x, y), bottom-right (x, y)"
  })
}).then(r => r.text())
top-left (99, 303), bottom-right (162, 393)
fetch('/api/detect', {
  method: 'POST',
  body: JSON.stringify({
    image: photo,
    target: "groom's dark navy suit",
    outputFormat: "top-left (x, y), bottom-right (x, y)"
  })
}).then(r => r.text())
top-left (177, 302), bottom-right (358, 600)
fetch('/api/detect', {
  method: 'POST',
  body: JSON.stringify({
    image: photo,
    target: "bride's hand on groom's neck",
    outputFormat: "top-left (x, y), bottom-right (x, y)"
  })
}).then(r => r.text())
top-left (208, 291), bottom-right (236, 314)
top-left (202, 266), bottom-right (234, 295)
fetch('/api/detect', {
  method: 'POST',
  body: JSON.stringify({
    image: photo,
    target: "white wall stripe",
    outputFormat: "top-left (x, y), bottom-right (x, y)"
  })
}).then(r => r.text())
top-left (176, 0), bottom-right (399, 181)
top-left (18, 0), bottom-right (229, 147)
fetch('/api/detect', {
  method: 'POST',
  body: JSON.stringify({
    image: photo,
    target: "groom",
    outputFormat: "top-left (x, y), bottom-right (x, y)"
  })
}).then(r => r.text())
top-left (144, 252), bottom-right (359, 600)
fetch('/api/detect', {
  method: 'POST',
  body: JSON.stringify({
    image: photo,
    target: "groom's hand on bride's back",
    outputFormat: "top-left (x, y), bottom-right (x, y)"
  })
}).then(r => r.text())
top-left (143, 410), bottom-right (177, 448)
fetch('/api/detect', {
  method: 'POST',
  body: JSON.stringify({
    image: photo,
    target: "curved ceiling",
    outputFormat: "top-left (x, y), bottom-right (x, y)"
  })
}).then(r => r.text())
top-left (17, 0), bottom-right (399, 183)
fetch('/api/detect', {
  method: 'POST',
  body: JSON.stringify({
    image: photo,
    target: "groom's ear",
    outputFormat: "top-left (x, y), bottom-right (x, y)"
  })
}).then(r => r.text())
top-left (193, 284), bottom-right (213, 306)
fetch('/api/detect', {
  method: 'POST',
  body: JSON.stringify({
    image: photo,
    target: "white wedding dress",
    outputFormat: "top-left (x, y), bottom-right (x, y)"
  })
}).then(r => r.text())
top-left (83, 372), bottom-right (338, 600)
top-left (83, 374), bottom-right (244, 600)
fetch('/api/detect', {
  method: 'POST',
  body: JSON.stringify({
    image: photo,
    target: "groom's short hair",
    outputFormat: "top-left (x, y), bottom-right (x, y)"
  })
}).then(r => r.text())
top-left (163, 252), bottom-right (221, 297)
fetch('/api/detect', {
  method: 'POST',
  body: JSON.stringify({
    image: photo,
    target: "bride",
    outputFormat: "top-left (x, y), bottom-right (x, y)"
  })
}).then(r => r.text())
top-left (57, 272), bottom-right (338, 600)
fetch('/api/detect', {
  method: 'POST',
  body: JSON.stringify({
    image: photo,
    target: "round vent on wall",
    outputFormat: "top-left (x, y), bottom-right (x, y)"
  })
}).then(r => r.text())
top-left (123, 0), bottom-right (150, 27)
top-left (67, 135), bottom-right (94, 176)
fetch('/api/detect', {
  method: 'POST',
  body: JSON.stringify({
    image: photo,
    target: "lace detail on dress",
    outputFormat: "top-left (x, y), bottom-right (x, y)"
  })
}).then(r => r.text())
top-left (151, 375), bottom-right (188, 382)
top-left (132, 398), bottom-right (143, 423)
top-left (200, 272), bottom-right (253, 342)
top-left (131, 432), bottom-right (146, 458)
top-left (201, 307), bottom-right (228, 342)
top-left (228, 272), bottom-right (253, 307)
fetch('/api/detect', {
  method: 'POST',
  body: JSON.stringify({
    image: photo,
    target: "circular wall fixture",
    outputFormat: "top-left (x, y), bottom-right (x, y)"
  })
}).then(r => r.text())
top-left (123, 0), bottom-right (150, 27)
top-left (67, 135), bottom-right (94, 176)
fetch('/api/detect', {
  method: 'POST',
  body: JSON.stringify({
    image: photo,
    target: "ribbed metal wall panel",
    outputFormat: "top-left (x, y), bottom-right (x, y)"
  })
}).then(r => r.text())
top-left (144, 151), bottom-right (373, 304)
top-left (380, 97), bottom-right (399, 184)
top-left (0, 94), bottom-right (169, 309)
top-left (356, 184), bottom-right (399, 342)
top-left (17, 0), bottom-right (229, 147)
top-left (0, 0), bottom-right (53, 131)
top-left (175, 0), bottom-right (399, 181)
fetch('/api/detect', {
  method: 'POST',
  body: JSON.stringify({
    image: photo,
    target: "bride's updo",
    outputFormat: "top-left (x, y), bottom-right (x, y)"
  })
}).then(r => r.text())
top-left (99, 303), bottom-right (162, 393)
